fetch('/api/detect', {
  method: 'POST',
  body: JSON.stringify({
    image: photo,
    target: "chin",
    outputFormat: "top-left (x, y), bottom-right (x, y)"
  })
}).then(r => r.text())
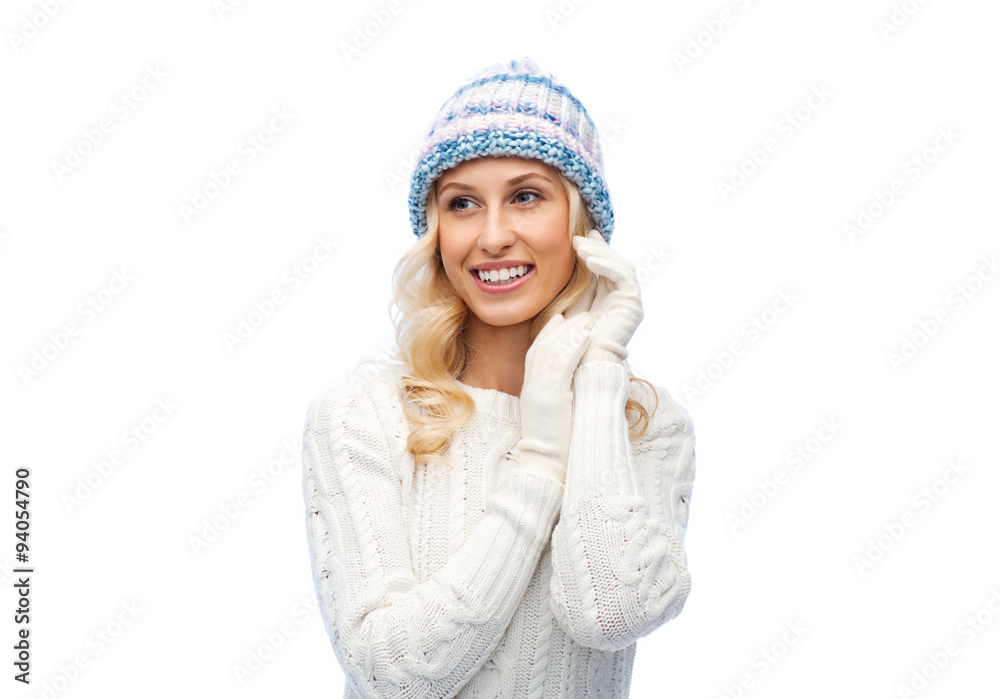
top-left (470, 307), bottom-right (536, 328)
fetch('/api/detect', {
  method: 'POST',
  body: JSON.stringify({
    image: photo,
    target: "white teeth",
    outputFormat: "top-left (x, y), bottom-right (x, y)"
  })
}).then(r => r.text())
top-left (478, 265), bottom-right (530, 284)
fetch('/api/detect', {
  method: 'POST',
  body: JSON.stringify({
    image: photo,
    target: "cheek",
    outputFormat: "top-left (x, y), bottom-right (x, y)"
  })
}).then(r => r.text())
top-left (438, 239), bottom-right (467, 286)
top-left (540, 206), bottom-right (573, 274)
top-left (539, 230), bottom-right (574, 278)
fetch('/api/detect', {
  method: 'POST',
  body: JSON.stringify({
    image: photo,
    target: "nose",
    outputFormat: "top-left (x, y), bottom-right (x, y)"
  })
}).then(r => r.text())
top-left (477, 204), bottom-right (517, 253)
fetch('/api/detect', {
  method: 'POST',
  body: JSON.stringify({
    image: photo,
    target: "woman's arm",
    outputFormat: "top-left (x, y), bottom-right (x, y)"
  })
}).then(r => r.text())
top-left (302, 374), bottom-right (564, 699)
top-left (549, 360), bottom-right (696, 652)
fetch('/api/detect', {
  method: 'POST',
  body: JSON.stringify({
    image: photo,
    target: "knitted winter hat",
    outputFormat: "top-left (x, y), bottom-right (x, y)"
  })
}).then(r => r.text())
top-left (407, 57), bottom-right (614, 243)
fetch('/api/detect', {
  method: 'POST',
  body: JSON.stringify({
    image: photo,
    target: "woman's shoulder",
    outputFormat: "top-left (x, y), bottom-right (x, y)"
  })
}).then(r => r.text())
top-left (627, 373), bottom-right (694, 441)
top-left (302, 366), bottom-right (407, 436)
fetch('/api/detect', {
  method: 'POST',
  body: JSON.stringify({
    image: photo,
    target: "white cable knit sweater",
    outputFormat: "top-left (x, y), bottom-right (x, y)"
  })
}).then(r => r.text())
top-left (301, 360), bottom-right (696, 698)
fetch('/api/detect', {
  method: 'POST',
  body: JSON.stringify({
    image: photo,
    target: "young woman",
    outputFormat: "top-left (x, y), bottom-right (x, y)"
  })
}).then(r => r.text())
top-left (302, 58), bottom-right (696, 698)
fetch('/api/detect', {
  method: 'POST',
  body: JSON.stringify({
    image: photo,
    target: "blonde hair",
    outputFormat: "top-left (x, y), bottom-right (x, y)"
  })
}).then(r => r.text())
top-left (384, 163), bottom-right (658, 468)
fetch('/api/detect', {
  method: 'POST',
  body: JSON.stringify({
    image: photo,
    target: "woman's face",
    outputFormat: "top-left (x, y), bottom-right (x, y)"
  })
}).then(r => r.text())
top-left (435, 156), bottom-right (573, 329)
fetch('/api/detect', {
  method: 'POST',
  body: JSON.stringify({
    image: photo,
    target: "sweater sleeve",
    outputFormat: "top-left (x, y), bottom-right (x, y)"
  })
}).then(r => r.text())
top-left (301, 374), bottom-right (564, 699)
top-left (549, 360), bottom-right (696, 652)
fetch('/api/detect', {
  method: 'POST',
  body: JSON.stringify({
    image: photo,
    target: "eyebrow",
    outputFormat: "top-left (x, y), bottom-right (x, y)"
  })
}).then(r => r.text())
top-left (437, 172), bottom-right (555, 197)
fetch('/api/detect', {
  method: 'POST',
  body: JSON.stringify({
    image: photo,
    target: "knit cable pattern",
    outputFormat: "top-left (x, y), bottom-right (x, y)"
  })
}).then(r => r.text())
top-left (549, 361), bottom-right (696, 653)
top-left (301, 363), bottom-right (695, 697)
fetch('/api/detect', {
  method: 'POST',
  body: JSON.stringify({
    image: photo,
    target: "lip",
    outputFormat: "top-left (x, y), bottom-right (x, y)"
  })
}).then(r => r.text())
top-left (471, 260), bottom-right (533, 271)
top-left (470, 265), bottom-right (535, 294)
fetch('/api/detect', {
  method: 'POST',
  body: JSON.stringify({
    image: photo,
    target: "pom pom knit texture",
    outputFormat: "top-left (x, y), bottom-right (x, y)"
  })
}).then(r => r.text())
top-left (407, 58), bottom-right (615, 244)
top-left (301, 361), bottom-right (695, 698)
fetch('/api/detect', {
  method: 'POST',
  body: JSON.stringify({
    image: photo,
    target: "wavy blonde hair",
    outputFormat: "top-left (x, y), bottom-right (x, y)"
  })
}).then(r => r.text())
top-left (382, 160), bottom-right (659, 468)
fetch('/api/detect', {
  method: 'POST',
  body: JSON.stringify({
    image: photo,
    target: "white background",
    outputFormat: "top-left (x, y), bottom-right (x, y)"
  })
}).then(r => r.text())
top-left (2, 0), bottom-right (999, 697)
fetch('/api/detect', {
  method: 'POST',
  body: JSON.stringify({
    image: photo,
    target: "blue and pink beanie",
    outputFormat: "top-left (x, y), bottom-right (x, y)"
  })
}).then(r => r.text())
top-left (407, 57), bottom-right (614, 243)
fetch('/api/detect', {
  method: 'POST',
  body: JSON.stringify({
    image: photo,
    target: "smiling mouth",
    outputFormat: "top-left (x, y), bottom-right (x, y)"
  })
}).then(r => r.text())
top-left (474, 264), bottom-right (534, 285)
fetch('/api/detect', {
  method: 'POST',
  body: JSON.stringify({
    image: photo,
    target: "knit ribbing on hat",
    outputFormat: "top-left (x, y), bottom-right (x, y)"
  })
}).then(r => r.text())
top-left (408, 58), bottom-right (614, 243)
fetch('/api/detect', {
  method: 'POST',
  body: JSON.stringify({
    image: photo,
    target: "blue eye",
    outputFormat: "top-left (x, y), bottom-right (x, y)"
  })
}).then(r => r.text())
top-left (448, 197), bottom-right (474, 211)
top-left (445, 189), bottom-right (542, 212)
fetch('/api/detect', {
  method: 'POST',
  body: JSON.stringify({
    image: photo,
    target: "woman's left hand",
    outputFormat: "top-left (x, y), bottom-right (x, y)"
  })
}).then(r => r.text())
top-left (571, 229), bottom-right (644, 364)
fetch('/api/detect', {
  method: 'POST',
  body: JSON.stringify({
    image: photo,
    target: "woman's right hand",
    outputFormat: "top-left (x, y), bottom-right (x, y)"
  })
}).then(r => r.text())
top-left (515, 312), bottom-right (595, 483)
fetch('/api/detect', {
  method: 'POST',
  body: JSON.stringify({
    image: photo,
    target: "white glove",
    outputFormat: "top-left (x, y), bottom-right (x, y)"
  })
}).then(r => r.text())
top-left (571, 229), bottom-right (644, 364)
top-left (513, 312), bottom-right (594, 483)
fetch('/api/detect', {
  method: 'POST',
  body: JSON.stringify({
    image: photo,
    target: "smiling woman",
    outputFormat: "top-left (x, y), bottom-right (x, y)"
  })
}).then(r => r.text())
top-left (301, 57), bottom-right (697, 699)
top-left (435, 157), bottom-right (576, 394)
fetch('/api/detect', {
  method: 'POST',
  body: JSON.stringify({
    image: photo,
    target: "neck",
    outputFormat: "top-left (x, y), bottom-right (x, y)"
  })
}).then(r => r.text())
top-left (459, 314), bottom-right (534, 397)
